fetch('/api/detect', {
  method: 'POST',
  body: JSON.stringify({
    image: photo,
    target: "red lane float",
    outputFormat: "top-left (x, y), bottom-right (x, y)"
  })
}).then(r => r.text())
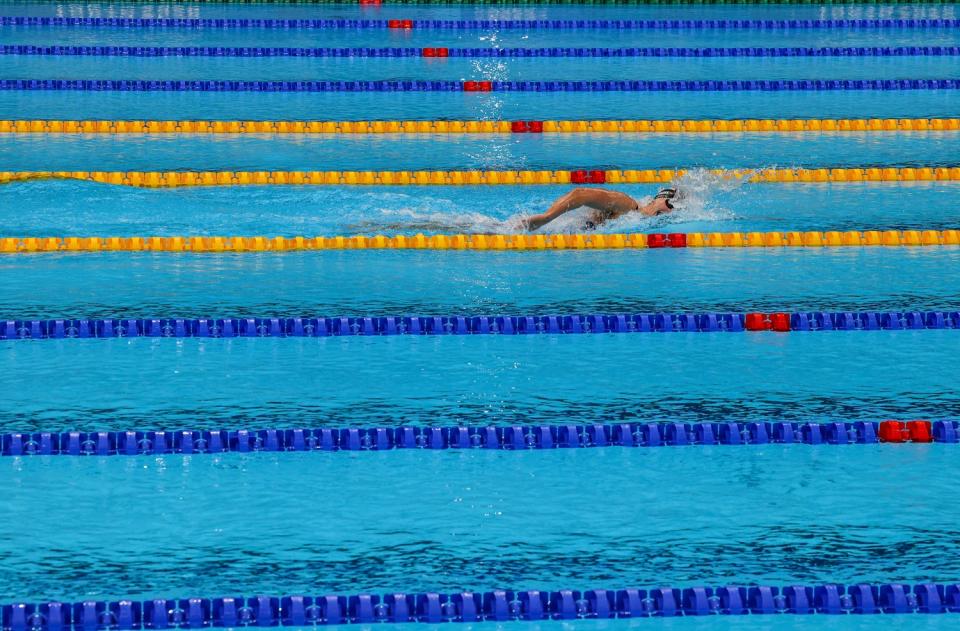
top-left (646, 233), bottom-right (687, 248)
top-left (745, 313), bottom-right (791, 331)
top-left (422, 48), bottom-right (449, 57)
top-left (879, 420), bottom-right (933, 443)
top-left (569, 170), bottom-right (606, 184)
top-left (388, 19), bottom-right (413, 29)
top-left (770, 312), bottom-right (791, 332)
top-left (745, 313), bottom-right (772, 331)
top-left (647, 234), bottom-right (667, 248)
top-left (910, 420), bottom-right (934, 442)
top-left (510, 121), bottom-right (544, 133)
top-left (879, 421), bottom-right (908, 442)
top-left (462, 81), bottom-right (493, 92)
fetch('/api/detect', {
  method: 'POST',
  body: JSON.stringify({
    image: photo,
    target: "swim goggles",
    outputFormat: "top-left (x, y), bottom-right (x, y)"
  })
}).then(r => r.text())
top-left (654, 188), bottom-right (681, 210)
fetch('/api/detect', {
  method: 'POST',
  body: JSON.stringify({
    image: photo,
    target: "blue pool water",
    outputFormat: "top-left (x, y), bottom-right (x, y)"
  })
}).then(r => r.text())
top-left (2, 1), bottom-right (960, 628)
top-left (2, 332), bottom-right (960, 431)
top-left (5, 56), bottom-right (957, 81)
top-left (2, 446), bottom-right (957, 598)
top-left (4, 249), bottom-right (960, 317)
top-left (4, 133), bottom-right (960, 171)
top-left (5, 90), bottom-right (958, 120)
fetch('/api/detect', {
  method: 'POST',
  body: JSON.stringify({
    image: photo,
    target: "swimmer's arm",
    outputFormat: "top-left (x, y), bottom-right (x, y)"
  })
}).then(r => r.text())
top-left (523, 206), bottom-right (574, 232)
top-left (523, 188), bottom-right (611, 231)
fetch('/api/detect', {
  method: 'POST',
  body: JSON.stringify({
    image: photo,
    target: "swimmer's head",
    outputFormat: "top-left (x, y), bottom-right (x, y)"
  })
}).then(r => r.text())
top-left (650, 187), bottom-right (685, 215)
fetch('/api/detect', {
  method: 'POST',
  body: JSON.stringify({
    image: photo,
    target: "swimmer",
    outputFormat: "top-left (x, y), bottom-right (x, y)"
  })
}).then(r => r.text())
top-left (522, 187), bottom-right (682, 231)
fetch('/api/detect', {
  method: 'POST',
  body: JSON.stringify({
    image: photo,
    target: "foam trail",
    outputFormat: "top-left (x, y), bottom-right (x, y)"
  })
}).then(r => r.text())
top-left (346, 207), bottom-right (512, 235)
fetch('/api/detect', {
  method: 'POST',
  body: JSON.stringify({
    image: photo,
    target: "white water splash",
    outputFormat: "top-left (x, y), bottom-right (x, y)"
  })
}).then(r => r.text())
top-left (464, 31), bottom-right (519, 171)
top-left (618, 167), bottom-right (753, 230)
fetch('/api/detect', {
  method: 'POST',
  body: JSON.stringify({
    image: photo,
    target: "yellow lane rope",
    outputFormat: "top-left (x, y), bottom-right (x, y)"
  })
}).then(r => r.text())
top-left (2, 167), bottom-right (959, 187)
top-left (3, 230), bottom-right (958, 252)
top-left (2, 118), bottom-right (959, 135)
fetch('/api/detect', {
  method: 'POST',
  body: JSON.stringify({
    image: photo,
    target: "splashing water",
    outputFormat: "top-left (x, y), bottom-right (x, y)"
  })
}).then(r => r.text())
top-left (464, 32), bottom-right (518, 172)
top-left (607, 168), bottom-right (752, 232)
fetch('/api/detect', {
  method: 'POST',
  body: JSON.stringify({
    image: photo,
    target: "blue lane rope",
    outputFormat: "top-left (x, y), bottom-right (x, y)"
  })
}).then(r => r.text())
top-left (2, 16), bottom-right (958, 30)
top-left (0, 584), bottom-right (957, 626)
top-left (3, 79), bottom-right (956, 92)
top-left (2, 311), bottom-right (958, 340)
top-left (2, 421), bottom-right (958, 457)
top-left (4, 45), bottom-right (958, 58)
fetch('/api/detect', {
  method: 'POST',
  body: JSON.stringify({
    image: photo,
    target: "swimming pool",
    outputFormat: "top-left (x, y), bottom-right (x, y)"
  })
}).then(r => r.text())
top-left (1, 0), bottom-right (959, 628)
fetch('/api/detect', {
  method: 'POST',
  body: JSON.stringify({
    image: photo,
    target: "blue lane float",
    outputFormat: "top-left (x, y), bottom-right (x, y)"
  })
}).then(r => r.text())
top-left (3, 79), bottom-right (957, 92)
top-left (2, 421), bottom-right (958, 456)
top-left (1, 16), bottom-right (958, 30)
top-left (0, 583), bottom-right (957, 627)
top-left (2, 311), bottom-right (959, 340)
top-left (4, 45), bottom-right (958, 58)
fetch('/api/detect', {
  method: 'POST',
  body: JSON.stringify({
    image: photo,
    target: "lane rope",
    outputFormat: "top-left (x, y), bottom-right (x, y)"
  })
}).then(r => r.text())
top-left (5, 45), bottom-right (958, 58)
top-left (3, 16), bottom-right (957, 30)
top-left (0, 584), bottom-right (955, 625)
top-left (4, 78), bottom-right (957, 92)
top-left (3, 311), bottom-right (960, 339)
top-left (0, 420), bottom-right (954, 457)
top-left (4, 118), bottom-right (958, 135)
top-left (0, 167), bottom-right (957, 187)
top-left (4, 229), bottom-right (960, 253)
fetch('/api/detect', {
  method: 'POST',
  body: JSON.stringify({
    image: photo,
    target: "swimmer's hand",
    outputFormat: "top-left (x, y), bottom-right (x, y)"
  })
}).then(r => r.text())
top-left (512, 217), bottom-right (532, 232)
